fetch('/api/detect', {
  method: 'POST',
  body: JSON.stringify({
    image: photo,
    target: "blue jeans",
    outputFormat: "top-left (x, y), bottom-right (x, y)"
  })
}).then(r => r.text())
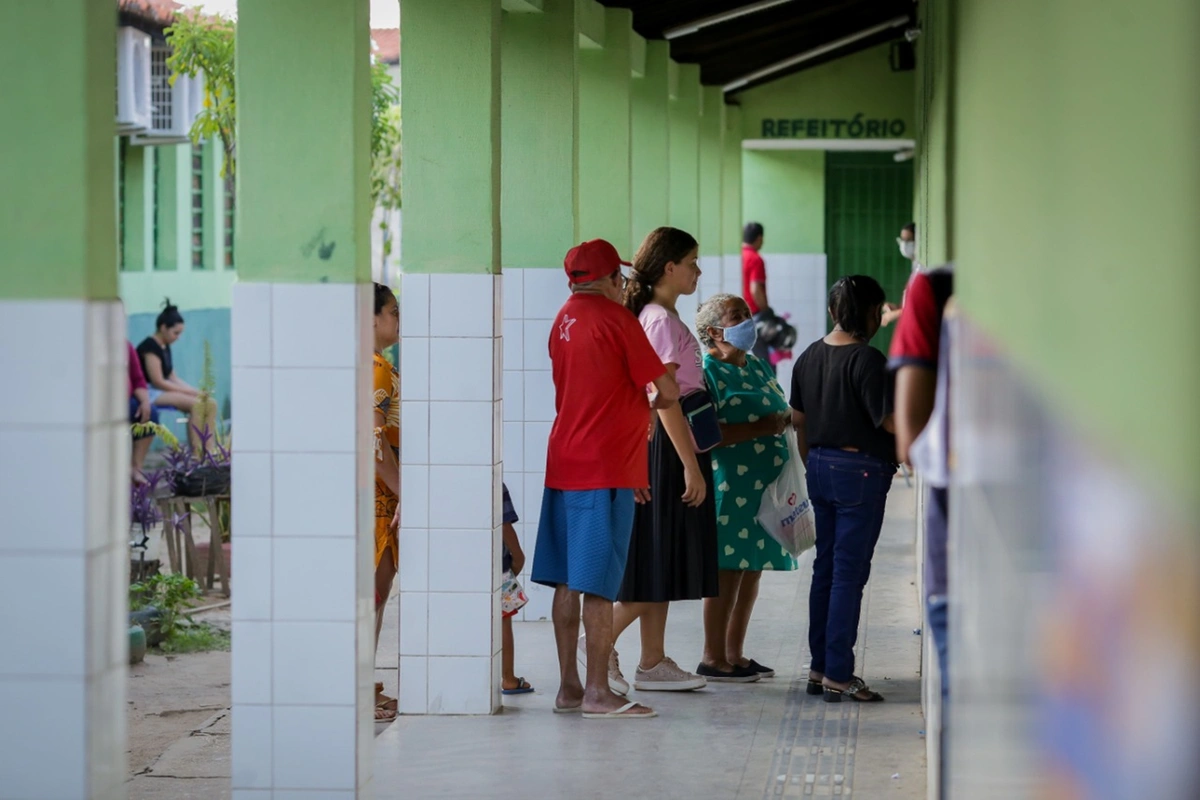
top-left (806, 448), bottom-right (894, 682)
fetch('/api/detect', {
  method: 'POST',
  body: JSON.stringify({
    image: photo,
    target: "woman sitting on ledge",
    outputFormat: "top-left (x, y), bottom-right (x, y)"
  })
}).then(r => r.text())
top-left (136, 298), bottom-right (218, 454)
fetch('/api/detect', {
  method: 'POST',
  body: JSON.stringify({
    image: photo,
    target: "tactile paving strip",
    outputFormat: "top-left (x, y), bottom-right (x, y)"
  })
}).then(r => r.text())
top-left (758, 583), bottom-right (872, 798)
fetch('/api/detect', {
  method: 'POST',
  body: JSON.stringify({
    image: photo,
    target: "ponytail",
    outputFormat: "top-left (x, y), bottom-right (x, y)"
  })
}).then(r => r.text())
top-left (155, 298), bottom-right (184, 331)
top-left (828, 275), bottom-right (885, 340)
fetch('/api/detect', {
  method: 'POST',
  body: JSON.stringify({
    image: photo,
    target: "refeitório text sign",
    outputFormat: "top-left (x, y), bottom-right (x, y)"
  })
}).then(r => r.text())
top-left (760, 116), bottom-right (907, 138)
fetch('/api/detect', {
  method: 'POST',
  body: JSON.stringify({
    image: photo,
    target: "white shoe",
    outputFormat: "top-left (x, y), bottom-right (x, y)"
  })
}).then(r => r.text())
top-left (578, 635), bottom-right (630, 696)
top-left (634, 656), bottom-right (708, 692)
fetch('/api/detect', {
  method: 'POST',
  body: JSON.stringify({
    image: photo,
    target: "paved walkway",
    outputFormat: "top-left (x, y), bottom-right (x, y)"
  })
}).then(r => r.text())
top-left (129, 485), bottom-right (925, 798)
top-left (373, 484), bottom-right (926, 799)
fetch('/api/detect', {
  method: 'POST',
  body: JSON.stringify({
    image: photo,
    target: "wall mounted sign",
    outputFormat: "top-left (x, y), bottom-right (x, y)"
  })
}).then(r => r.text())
top-left (760, 116), bottom-right (907, 138)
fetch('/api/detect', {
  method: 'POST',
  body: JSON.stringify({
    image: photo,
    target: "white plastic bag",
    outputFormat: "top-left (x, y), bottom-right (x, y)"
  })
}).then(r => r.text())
top-left (755, 429), bottom-right (817, 557)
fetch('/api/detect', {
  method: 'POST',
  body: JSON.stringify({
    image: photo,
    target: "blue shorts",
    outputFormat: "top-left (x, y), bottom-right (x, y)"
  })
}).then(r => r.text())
top-left (531, 488), bottom-right (635, 601)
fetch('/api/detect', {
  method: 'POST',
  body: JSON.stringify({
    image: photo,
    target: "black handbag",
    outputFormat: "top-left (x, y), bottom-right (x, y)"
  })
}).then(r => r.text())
top-left (681, 389), bottom-right (722, 453)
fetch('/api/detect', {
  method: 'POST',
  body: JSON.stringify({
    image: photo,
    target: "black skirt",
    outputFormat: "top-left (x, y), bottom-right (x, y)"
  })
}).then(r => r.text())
top-left (617, 422), bottom-right (720, 603)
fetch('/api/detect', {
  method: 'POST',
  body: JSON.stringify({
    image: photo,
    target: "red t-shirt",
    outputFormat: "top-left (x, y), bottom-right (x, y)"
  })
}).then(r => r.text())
top-left (888, 268), bottom-right (954, 370)
top-left (742, 245), bottom-right (766, 314)
top-left (545, 293), bottom-right (666, 490)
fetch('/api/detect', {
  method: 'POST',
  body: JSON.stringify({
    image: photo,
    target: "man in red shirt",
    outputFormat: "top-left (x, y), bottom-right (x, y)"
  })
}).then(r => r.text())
top-left (532, 238), bottom-right (680, 720)
top-left (741, 222), bottom-right (774, 366)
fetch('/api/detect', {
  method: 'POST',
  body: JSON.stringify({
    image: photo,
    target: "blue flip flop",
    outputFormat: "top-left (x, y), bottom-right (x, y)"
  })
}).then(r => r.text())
top-left (502, 677), bottom-right (535, 695)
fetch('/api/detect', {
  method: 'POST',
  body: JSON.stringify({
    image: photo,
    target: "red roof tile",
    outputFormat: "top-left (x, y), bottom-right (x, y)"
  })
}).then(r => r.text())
top-left (119, 0), bottom-right (184, 26)
top-left (371, 28), bottom-right (400, 65)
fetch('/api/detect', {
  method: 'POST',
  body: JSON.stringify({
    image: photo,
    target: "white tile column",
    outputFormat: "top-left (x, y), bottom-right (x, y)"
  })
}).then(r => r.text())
top-left (498, 268), bottom-right (571, 622)
top-left (0, 301), bottom-right (128, 800)
top-left (230, 282), bottom-right (376, 795)
top-left (398, 273), bottom-right (505, 714)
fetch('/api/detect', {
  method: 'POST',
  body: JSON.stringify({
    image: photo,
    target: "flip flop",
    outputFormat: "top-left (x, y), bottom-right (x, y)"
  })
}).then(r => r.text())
top-left (582, 701), bottom-right (657, 720)
top-left (501, 677), bottom-right (535, 695)
top-left (374, 705), bottom-right (397, 722)
top-left (552, 704), bottom-right (583, 714)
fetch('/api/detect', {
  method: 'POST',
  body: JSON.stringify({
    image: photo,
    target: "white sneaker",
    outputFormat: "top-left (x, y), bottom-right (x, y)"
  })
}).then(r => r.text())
top-left (634, 656), bottom-right (708, 692)
top-left (578, 635), bottom-right (630, 696)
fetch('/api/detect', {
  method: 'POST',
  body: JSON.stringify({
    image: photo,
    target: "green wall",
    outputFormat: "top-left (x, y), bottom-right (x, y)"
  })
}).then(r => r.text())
top-left (735, 43), bottom-right (915, 256)
top-left (950, 0), bottom-right (1200, 504)
top-left (741, 150), bottom-right (824, 253)
top-left (736, 44), bottom-right (915, 141)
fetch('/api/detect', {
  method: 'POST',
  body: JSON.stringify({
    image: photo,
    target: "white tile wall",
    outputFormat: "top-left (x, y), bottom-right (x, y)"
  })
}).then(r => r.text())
top-left (0, 299), bottom-right (127, 800)
top-left (498, 268), bottom-right (571, 620)
top-left (397, 272), bottom-right (503, 715)
top-left (755, 252), bottom-right (828, 379)
top-left (229, 282), bottom-right (375, 795)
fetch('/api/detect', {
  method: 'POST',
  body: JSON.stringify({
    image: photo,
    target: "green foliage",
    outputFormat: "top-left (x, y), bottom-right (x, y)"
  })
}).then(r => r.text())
top-left (129, 573), bottom-right (202, 640)
top-left (371, 63), bottom-right (403, 213)
top-left (158, 622), bottom-right (231, 654)
top-left (130, 421), bottom-right (180, 448)
top-left (165, 12), bottom-right (237, 176)
top-left (165, 15), bottom-right (404, 215)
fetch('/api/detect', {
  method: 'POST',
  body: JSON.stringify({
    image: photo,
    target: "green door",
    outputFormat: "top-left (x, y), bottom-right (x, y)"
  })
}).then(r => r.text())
top-left (823, 152), bottom-right (915, 355)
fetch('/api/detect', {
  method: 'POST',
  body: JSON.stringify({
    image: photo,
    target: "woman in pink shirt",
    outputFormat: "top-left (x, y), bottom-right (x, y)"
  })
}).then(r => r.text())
top-left (591, 226), bottom-right (753, 693)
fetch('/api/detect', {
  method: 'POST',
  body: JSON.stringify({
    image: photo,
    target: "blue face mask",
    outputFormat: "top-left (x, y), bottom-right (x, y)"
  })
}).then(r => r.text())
top-left (719, 318), bottom-right (758, 352)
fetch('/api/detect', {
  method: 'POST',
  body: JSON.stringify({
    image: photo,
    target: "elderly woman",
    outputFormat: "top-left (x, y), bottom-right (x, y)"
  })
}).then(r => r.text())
top-left (695, 293), bottom-right (797, 680)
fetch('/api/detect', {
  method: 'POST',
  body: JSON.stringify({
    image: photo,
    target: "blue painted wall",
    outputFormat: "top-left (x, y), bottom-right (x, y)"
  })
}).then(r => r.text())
top-left (127, 307), bottom-right (231, 449)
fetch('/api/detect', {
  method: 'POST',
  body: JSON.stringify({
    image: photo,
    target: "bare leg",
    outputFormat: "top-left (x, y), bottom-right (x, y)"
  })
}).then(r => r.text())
top-left (701, 570), bottom-right (743, 671)
top-left (552, 585), bottom-right (584, 710)
top-left (611, 600), bottom-right (647, 645)
top-left (582, 593), bottom-right (653, 716)
top-left (637, 601), bottom-right (670, 669)
top-left (373, 549), bottom-right (397, 717)
top-left (501, 615), bottom-right (518, 690)
top-left (132, 435), bottom-right (153, 479)
top-left (727, 570), bottom-right (762, 666)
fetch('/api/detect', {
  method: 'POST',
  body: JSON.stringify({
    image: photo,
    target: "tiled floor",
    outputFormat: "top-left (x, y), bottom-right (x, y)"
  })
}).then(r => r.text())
top-left (373, 485), bottom-right (926, 799)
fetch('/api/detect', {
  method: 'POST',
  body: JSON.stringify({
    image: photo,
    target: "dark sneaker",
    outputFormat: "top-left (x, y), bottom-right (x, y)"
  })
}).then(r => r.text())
top-left (695, 662), bottom-right (762, 683)
top-left (745, 659), bottom-right (775, 678)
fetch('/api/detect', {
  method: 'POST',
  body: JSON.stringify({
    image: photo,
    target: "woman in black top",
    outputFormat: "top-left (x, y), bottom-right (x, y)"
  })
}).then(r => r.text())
top-left (136, 299), bottom-right (217, 453)
top-left (789, 276), bottom-right (896, 703)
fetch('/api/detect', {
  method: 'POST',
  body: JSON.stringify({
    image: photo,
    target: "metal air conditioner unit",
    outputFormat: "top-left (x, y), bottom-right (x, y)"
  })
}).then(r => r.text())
top-left (131, 44), bottom-right (205, 145)
top-left (116, 26), bottom-right (152, 133)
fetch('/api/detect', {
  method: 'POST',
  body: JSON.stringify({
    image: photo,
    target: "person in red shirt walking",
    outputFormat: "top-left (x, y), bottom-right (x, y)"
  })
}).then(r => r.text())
top-left (741, 222), bottom-right (774, 367)
top-left (532, 239), bottom-right (680, 720)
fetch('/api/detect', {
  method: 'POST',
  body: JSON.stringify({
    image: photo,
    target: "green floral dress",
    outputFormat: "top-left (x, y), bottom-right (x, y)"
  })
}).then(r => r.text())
top-left (703, 353), bottom-right (797, 572)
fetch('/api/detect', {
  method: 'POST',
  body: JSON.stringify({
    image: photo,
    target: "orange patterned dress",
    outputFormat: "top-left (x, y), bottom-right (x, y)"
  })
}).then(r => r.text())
top-left (373, 352), bottom-right (400, 569)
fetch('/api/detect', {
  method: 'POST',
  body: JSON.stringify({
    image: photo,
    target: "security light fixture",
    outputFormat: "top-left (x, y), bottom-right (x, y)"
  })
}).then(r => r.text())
top-left (723, 15), bottom-right (911, 92)
top-left (664, 0), bottom-right (796, 40)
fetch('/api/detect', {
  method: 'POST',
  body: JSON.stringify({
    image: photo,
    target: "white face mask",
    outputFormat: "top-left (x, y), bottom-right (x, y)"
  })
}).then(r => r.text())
top-left (897, 239), bottom-right (916, 260)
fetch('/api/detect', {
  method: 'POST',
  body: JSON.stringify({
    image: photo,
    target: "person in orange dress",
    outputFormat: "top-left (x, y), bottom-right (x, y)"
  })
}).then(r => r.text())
top-left (372, 283), bottom-right (401, 721)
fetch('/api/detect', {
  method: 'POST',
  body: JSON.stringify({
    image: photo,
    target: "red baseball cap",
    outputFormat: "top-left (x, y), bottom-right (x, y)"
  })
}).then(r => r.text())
top-left (563, 239), bottom-right (631, 285)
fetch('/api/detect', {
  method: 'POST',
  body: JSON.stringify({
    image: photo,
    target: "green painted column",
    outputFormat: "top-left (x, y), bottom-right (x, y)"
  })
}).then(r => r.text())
top-left (722, 104), bottom-right (743, 259)
top-left (500, 0), bottom-right (579, 267)
top-left (124, 144), bottom-right (151, 272)
top-left (698, 86), bottom-right (724, 258)
top-left (237, 0), bottom-right (371, 282)
top-left (155, 146), bottom-right (180, 271)
top-left (402, 0), bottom-right (501, 274)
top-left (631, 40), bottom-right (671, 248)
top-left (578, 5), bottom-right (633, 253)
top-left (203, 138), bottom-right (222, 272)
top-left (1, 4), bottom-right (128, 798)
top-left (669, 63), bottom-right (701, 236)
top-left (0, 1), bottom-right (115, 299)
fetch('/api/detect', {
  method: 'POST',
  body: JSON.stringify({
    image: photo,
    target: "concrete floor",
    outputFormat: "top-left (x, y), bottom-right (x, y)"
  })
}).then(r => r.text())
top-left (372, 484), bottom-right (926, 799)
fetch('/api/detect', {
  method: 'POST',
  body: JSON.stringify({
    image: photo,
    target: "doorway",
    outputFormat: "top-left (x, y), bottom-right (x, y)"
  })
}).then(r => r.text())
top-left (823, 152), bottom-right (915, 355)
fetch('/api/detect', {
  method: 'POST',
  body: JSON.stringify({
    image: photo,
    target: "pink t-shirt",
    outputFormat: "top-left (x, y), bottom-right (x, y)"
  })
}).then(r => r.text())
top-left (638, 303), bottom-right (706, 395)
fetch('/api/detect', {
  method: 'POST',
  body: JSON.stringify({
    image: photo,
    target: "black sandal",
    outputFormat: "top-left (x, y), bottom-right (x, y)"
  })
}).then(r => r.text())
top-left (823, 676), bottom-right (884, 703)
top-left (806, 678), bottom-right (824, 696)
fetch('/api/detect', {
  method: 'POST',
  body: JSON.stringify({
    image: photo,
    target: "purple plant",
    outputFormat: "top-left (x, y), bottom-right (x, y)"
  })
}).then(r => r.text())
top-left (130, 470), bottom-right (168, 542)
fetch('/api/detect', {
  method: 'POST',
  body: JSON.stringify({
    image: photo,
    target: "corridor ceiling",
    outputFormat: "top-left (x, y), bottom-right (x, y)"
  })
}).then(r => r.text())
top-left (599, 0), bottom-right (916, 94)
